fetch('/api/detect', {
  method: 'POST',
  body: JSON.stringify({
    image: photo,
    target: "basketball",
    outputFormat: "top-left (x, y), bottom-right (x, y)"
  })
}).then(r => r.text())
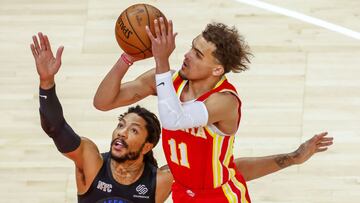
top-left (115, 4), bottom-right (168, 59)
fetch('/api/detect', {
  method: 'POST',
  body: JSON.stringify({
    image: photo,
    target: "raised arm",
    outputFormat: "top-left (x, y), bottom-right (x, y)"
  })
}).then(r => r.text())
top-left (31, 33), bottom-right (102, 193)
top-left (93, 54), bottom-right (157, 111)
top-left (235, 132), bottom-right (333, 181)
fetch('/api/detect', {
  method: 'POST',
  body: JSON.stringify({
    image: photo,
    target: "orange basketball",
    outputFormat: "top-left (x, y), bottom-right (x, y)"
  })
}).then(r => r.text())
top-left (115, 4), bottom-right (168, 59)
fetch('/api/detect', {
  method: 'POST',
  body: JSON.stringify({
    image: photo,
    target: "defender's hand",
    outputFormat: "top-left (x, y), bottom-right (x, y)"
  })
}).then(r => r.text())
top-left (291, 132), bottom-right (333, 165)
top-left (30, 32), bottom-right (64, 88)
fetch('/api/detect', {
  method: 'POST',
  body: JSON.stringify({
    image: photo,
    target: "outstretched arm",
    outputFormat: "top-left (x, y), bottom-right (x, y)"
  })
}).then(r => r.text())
top-left (31, 32), bottom-right (81, 157)
top-left (235, 132), bottom-right (333, 181)
top-left (31, 33), bottom-right (102, 193)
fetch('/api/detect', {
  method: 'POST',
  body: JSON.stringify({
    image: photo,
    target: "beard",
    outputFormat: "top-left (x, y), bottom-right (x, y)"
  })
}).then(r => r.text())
top-left (110, 139), bottom-right (146, 164)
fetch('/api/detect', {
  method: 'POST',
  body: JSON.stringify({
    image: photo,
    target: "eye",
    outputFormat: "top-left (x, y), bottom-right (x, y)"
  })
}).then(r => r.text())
top-left (195, 52), bottom-right (201, 59)
top-left (130, 128), bottom-right (138, 134)
top-left (190, 46), bottom-right (201, 59)
top-left (118, 122), bottom-right (124, 128)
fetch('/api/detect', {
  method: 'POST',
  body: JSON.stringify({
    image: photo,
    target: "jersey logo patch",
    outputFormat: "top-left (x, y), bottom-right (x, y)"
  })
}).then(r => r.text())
top-left (133, 184), bottom-right (150, 199)
top-left (96, 180), bottom-right (112, 193)
top-left (136, 184), bottom-right (148, 195)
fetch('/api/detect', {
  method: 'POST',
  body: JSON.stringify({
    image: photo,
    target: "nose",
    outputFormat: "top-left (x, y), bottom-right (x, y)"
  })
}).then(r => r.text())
top-left (184, 49), bottom-right (191, 59)
top-left (115, 127), bottom-right (128, 139)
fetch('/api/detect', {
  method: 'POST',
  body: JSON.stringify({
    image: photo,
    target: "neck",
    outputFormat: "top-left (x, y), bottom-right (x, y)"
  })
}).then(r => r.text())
top-left (110, 158), bottom-right (145, 185)
top-left (185, 76), bottom-right (222, 100)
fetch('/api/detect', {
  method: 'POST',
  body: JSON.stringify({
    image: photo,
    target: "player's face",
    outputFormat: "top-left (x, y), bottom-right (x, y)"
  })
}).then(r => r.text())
top-left (180, 35), bottom-right (221, 80)
top-left (110, 113), bottom-right (149, 163)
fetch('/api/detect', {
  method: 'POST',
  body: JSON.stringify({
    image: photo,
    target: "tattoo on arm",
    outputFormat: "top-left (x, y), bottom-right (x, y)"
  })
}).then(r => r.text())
top-left (274, 155), bottom-right (292, 168)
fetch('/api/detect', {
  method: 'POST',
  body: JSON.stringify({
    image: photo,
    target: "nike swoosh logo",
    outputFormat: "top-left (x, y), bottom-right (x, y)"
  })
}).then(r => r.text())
top-left (156, 82), bottom-right (165, 87)
top-left (39, 95), bottom-right (47, 99)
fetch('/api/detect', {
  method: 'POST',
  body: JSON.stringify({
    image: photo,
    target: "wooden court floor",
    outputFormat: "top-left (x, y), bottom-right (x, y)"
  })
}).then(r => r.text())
top-left (0, 0), bottom-right (359, 202)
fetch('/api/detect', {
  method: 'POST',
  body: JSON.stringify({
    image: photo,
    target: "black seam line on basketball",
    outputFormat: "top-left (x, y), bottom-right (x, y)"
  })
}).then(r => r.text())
top-left (116, 30), bottom-right (143, 52)
top-left (116, 31), bottom-right (146, 56)
top-left (123, 10), bottom-right (146, 58)
top-left (144, 4), bottom-right (151, 35)
top-left (125, 6), bottom-right (148, 52)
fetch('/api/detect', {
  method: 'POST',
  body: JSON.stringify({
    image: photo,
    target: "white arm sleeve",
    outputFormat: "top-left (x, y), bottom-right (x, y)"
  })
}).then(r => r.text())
top-left (155, 71), bottom-right (208, 130)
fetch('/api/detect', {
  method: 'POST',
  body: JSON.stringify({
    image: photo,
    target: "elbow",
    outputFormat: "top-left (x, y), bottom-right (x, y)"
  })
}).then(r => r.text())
top-left (93, 98), bottom-right (111, 112)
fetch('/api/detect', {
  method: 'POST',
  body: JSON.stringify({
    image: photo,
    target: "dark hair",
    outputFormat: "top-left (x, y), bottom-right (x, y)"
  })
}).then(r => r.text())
top-left (120, 105), bottom-right (161, 167)
top-left (202, 22), bottom-right (252, 73)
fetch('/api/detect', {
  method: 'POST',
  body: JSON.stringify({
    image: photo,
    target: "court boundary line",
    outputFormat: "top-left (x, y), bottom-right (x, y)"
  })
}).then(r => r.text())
top-left (234, 0), bottom-right (360, 40)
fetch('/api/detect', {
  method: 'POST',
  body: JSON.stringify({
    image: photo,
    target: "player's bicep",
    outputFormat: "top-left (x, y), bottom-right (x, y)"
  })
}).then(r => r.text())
top-left (65, 137), bottom-right (102, 171)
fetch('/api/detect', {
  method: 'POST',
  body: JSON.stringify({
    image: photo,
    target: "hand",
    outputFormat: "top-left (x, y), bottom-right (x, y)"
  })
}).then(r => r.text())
top-left (30, 32), bottom-right (64, 89)
top-left (146, 18), bottom-right (177, 73)
top-left (291, 132), bottom-right (333, 165)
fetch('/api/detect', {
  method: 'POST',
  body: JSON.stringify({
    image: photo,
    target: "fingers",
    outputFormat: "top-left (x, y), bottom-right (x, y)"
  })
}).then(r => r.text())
top-left (168, 20), bottom-right (173, 36)
top-left (145, 25), bottom-right (155, 42)
top-left (32, 32), bottom-right (51, 55)
top-left (30, 44), bottom-right (38, 58)
top-left (56, 46), bottom-right (64, 62)
top-left (309, 132), bottom-right (328, 143)
top-left (159, 17), bottom-right (167, 41)
top-left (32, 35), bottom-right (41, 54)
top-left (44, 35), bottom-right (52, 51)
top-left (53, 46), bottom-right (64, 69)
top-left (314, 132), bottom-right (328, 140)
top-left (154, 19), bottom-right (161, 39)
top-left (320, 137), bottom-right (334, 142)
top-left (316, 147), bottom-right (328, 153)
top-left (317, 141), bottom-right (333, 148)
top-left (38, 32), bottom-right (47, 51)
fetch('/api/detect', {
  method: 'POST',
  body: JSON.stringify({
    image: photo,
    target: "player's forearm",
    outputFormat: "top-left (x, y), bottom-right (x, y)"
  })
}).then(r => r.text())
top-left (155, 72), bottom-right (208, 130)
top-left (235, 153), bottom-right (295, 181)
top-left (93, 57), bottom-right (130, 111)
top-left (39, 85), bottom-right (81, 153)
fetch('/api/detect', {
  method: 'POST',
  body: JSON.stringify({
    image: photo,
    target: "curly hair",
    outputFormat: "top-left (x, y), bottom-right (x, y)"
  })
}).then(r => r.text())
top-left (119, 105), bottom-right (161, 167)
top-left (202, 22), bottom-right (252, 73)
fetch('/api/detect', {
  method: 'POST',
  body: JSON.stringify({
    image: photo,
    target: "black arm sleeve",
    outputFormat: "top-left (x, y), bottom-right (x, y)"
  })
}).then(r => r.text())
top-left (39, 85), bottom-right (81, 153)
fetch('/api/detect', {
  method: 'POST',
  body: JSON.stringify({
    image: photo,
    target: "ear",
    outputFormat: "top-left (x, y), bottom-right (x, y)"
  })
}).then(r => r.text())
top-left (142, 143), bottom-right (154, 155)
top-left (212, 65), bottom-right (224, 76)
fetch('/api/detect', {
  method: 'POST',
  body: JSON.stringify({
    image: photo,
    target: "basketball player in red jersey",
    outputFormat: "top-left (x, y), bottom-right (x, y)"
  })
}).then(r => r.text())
top-left (94, 19), bottom-right (333, 202)
top-left (147, 18), bottom-right (250, 203)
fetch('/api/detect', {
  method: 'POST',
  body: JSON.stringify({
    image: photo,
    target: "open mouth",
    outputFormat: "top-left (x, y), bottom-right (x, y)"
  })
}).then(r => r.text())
top-left (112, 139), bottom-right (128, 151)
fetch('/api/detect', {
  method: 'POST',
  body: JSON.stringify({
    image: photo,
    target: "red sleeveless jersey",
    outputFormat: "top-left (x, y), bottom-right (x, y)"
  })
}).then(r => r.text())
top-left (162, 72), bottom-right (251, 203)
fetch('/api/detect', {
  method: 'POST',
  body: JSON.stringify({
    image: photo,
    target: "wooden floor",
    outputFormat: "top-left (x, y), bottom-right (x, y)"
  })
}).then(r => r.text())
top-left (1, 0), bottom-right (359, 202)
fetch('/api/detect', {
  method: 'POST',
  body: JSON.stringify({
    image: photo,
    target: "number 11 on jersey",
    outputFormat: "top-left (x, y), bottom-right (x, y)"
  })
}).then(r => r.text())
top-left (168, 139), bottom-right (190, 168)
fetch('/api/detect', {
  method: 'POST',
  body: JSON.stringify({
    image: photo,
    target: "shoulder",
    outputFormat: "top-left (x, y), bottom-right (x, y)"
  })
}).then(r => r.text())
top-left (205, 91), bottom-right (240, 109)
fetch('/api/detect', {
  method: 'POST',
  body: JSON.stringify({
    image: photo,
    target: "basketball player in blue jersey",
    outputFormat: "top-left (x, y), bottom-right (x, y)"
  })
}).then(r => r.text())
top-left (31, 32), bottom-right (173, 203)
top-left (31, 32), bottom-right (333, 202)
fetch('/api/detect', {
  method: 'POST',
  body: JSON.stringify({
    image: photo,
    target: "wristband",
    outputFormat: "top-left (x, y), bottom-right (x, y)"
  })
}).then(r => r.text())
top-left (121, 53), bottom-right (133, 66)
